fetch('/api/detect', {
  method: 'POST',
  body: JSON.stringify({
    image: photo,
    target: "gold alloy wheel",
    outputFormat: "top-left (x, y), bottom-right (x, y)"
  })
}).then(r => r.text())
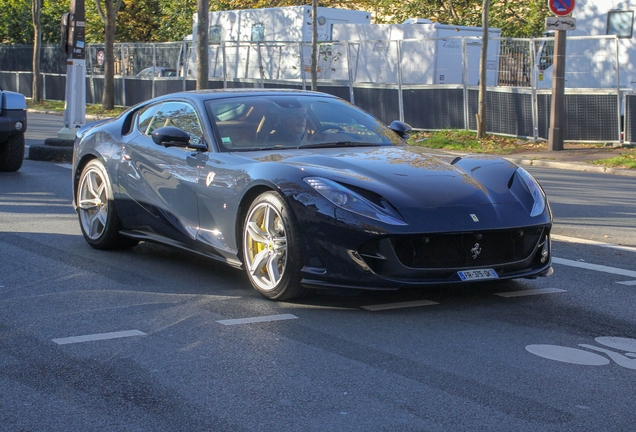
top-left (78, 165), bottom-right (109, 240)
top-left (243, 202), bottom-right (288, 292)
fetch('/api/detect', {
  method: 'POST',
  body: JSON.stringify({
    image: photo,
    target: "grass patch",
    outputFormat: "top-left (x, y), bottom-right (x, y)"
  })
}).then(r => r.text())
top-left (409, 130), bottom-right (546, 154)
top-left (27, 99), bottom-right (126, 117)
top-left (591, 151), bottom-right (636, 169)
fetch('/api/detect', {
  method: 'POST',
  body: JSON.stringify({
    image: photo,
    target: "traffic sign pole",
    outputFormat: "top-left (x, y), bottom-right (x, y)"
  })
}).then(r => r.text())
top-left (547, 0), bottom-right (574, 151)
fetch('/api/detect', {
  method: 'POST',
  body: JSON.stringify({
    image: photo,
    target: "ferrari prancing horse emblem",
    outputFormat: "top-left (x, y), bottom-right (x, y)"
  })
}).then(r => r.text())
top-left (471, 243), bottom-right (482, 259)
top-left (470, 214), bottom-right (479, 222)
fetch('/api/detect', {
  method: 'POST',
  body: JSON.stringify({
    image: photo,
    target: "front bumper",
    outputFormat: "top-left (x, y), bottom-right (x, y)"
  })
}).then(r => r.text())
top-left (297, 217), bottom-right (553, 291)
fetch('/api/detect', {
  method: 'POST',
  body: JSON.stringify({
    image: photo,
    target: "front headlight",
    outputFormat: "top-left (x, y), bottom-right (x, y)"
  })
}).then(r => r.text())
top-left (516, 167), bottom-right (546, 217)
top-left (304, 177), bottom-right (407, 226)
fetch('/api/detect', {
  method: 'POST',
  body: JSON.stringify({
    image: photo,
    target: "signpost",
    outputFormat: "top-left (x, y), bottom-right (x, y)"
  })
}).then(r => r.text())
top-left (58, 0), bottom-right (86, 140)
top-left (547, 0), bottom-right (575, 151)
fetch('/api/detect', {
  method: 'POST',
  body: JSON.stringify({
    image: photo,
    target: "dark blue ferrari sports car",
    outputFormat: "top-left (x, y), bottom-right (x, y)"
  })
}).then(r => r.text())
top-left (72, 89), bottom-right (552, 300)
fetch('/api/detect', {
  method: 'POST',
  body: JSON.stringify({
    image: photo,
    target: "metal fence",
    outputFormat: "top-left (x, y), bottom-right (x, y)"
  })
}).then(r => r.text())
top-left (0, 36), bottom-right (631, 144)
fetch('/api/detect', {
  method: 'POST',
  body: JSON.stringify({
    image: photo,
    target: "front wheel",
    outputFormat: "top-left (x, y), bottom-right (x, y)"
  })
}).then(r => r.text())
top-left (242, 191), bottom-right (308, 300)
top-left (77, 159), bottom-right (138, 250)
top-left (0, 133), bottom-right (25, 172)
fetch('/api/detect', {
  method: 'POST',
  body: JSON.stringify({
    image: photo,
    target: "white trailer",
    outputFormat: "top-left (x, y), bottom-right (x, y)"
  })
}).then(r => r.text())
top-left (331, 20), bottom-right (502, 86)
top-left (188, 6), bottom-right (370, 79)
top-left (536, 0), bottom-right (636, 89)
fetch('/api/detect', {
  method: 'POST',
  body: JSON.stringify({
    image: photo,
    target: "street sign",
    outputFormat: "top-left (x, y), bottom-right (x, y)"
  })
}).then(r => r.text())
top-left (546, 17), bottom-right (576, 31)
top-left (549, 0), bottom-right (575, 16)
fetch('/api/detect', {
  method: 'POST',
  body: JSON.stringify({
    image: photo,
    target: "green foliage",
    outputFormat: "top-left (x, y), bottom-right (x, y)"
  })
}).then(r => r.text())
top-left (1, 0), bottom-right (552, 45)
top-left (0, 0), bottom-right (34, 43)
top-left (367, 0), bottom-right (550, 37)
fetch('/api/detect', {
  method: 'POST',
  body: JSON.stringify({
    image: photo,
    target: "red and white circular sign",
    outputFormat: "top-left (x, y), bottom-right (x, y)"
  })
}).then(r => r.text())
top-left (548, 0), bottom-right (575, 16)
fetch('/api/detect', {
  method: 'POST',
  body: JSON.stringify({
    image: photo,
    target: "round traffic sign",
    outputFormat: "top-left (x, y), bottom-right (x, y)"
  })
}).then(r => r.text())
top-left (549, 0), bottom-right (575, 16)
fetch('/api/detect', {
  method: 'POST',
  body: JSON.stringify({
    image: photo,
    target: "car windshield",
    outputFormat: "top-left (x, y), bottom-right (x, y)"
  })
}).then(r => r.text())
top-left (205, 95), bottom-right (404, 152)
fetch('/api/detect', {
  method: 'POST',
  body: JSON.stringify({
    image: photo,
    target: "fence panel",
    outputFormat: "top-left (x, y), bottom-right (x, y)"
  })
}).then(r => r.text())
top-left (496, 39), bottom-right (533, 87)
top-left (534, 36), bottom-right (619, 90)
top-left (468, 89), bottom-right (535, 137)
top-left (626, 94), bottom-right (636, 144)
top-left (403, 88), bottom-right (465, 130)
top-left (537, 92), bottom-right (620, 141)
top-left (1, 37), bottom-right (631, 144)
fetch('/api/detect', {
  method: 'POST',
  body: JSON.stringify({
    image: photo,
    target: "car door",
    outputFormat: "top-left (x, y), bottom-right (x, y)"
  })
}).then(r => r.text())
top-left (117, 100), bottom-right (205, 244)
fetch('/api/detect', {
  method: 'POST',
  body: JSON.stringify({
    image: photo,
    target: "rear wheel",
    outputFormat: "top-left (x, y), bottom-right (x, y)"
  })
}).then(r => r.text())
top-left (242, 191), bottom-right (308, 300)
top-left (0, 133), bottom-right (25, 172)
top-left (77, 159), bottom-right (138, 250)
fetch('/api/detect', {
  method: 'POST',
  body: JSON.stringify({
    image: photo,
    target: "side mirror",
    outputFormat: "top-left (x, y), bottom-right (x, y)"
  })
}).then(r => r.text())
top-left (389, 121), bottom-right (412, 140)
top-left (151, 126), bottom-right (206, 150)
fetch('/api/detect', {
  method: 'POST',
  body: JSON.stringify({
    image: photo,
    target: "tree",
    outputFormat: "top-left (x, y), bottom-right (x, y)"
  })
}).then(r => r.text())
top-left (94, 0), bottom-right (123, 110)
top-left (477, 0), bottom-right (489, 139)
top-left (196, 0), bottom-right (209, 89)
top-left (32, 0), bottom-right (42, 102)
top-left (310, 0), bottom-right (317, 91)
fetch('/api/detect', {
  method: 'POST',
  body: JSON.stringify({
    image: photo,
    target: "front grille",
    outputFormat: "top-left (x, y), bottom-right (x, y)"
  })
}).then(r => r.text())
top-left (389, 227), bottom-right (546, 269)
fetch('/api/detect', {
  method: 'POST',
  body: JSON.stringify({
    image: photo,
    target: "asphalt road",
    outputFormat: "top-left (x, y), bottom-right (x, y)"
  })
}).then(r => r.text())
top-left (24, 112), bottom-right (65, 148)
top-left (1, 118), bottom-right (635, 431)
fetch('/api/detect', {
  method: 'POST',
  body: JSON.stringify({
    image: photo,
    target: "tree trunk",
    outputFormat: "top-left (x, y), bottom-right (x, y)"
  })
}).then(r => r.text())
top-left (477, 0), bottom-right (490, 139)
top-left (310, 0), bottom-right (318, 91)
top-left (95, 0), bottom-right (122, 110)
top-left (32, 0), bottom-right (42, 103)
top-left (196, 0), bottom-right (209, 90)
top-left (102, 6), bottom-right (115, 109)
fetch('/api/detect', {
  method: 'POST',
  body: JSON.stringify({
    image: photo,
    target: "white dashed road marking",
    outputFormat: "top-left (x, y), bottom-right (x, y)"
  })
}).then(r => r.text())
top-left (56, 163), bottom-right (73, 169)
top-left (495, 288), bottom-right (567, 298)
top-left (616, 280), bottom-right (636, 286)
top-left (361, 300), bottom-right (439, 311)
top-left (552, 235), bottom-right (636, 254)
top-left (552, 257), bottom-right (636, 278)
top-left (52, 329), bottom-right (146, 345)
top-left (217, 314), bottom-right (298, 326)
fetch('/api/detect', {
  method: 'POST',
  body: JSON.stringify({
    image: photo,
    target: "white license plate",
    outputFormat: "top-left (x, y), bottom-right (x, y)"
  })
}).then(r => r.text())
top-left (457, 268), bottom-right (499, 281)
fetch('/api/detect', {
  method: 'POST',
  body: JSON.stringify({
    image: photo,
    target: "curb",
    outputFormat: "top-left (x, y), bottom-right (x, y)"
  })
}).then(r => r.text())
top-left (506, 157), bottom-right (636, 177)
top-left (28, 137), bottom-right (74, 163)
top-left (28, 145), bottom-right (73, 163)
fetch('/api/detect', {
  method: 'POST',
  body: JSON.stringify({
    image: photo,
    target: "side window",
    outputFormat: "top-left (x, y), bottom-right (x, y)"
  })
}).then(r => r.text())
top-left (607, 10), bottom-right (634, 38)
top-left (251, 23), bottom-right (264, 42)
top-left (210, 26), bottom-right (222, 44)
top-left (137, 103), bottom-right (161, 135)
top-left (147, 102), bottom-right (204, 145)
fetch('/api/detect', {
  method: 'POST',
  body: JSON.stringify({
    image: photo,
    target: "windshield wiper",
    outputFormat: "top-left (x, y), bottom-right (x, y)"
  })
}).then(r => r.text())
top-left (298, 141), bottom-right (379, 149)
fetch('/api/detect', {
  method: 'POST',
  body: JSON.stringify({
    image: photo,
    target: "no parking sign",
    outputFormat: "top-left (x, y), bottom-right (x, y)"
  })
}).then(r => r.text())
top-left (549, 0), bottom-right (575, 16)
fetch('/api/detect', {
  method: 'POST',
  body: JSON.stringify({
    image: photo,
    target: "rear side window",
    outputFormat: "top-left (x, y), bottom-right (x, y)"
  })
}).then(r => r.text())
top-left (137, 103), bottom-right (161, 135)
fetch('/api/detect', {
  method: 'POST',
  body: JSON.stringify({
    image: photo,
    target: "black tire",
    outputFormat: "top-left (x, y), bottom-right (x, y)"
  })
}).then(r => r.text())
top-left (242, 191), bottom-right (309, 300)
top-left (76, 159), bottom-right (139, 250)
top-left (0, 133), bottom-right (25, 172)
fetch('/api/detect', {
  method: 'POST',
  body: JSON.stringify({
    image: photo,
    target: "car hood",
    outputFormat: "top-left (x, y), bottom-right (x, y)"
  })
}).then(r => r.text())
top-left (236, 146), bottom-right (541, 230)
